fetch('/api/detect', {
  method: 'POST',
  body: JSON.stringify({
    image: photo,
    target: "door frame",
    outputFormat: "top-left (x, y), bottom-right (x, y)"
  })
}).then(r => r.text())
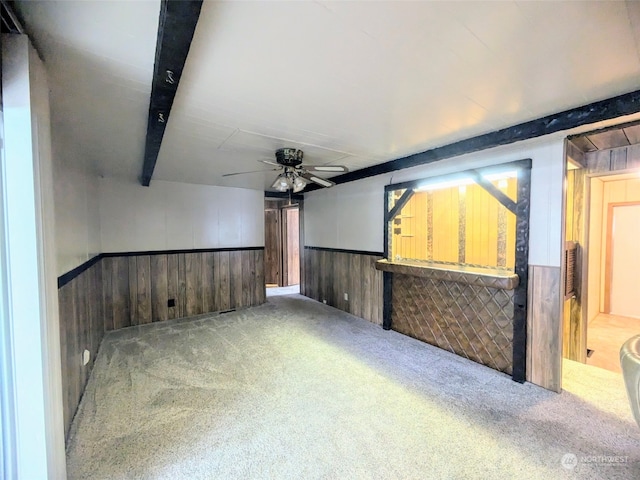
top-left (264, 204), bottom-right (282, 286)
top-left (264, 196), bottom-right (304, 288)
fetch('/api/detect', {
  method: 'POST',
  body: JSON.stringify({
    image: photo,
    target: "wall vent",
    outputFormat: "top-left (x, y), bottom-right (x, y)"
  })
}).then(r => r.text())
top-left (564, 241), bottom-right (578, 300)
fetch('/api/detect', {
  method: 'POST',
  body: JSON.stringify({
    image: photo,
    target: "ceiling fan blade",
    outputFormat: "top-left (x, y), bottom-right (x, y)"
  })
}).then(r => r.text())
top-left (300, 172), bottom-right (335, 188)
top-left (259, 159), bottom-right (282, 167)
top-left (302, 165), bottom-right (349, 173)
top-left (222, 168), bottom-right (280, 177)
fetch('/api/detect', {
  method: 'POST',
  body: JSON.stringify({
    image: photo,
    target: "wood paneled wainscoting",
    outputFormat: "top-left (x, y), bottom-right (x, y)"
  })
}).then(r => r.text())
top-left (58, 258), bottom-right (104, 438)
top-left (302, 247), bottom-right (384, 325)
top-left (57, 247), bottom-right (265, 437)
top-left (101, 249), bottom-right (265, 329)
top-left (527, 265), bottom-right (562, 392)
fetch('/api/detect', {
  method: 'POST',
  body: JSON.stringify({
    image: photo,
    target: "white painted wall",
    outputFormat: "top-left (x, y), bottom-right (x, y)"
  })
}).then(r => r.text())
top-left (99, 178), bottom-right (264, 253)
top-left (305, 135), bottom-right (565, 267)
top-left (52, 164), bottom-right (100, 276)
top-left (609, 204), bottom-right (640, 318)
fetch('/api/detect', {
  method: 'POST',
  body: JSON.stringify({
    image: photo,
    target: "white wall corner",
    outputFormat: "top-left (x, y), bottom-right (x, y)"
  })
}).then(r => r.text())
top-left (1, 34), bottom-right (67, 479)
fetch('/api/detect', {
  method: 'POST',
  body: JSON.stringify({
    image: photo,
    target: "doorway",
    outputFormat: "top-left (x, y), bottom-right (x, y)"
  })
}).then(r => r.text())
top-left (563, 166), bottom-right (640, 374)
top-left (264, 198), bottom-right (301, 291)
top-left (606, 203), bottom-right (640, 318)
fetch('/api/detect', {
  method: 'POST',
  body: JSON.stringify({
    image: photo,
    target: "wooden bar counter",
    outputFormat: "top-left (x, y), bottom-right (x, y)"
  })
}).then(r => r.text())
top-left (376, 259), bottom-right (520, 375)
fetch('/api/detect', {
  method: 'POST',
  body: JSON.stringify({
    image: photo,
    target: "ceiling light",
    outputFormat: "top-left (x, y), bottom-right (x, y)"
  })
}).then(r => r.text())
top-left (415, 178), bottom-right (473, 192)
top-left (272, 175), bottom-right (292, 192)
top-left (484, 171), bottom-right (517, 181)
top-left (293, 176), bottom-right (307, 193)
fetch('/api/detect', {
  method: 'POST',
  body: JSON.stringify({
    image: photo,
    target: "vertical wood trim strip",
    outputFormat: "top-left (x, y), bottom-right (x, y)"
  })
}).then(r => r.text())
top-left (497, 205), bottom-right (507, 267)
top-left (202, 252), bottom-right (214, 312)
top-left (229, 251), bottom-right (243, 309)
top-left (137, 255), bottom-right (152, 324)
top-left (512, 166), bottom-right (532, 383)
top-left (218, 251), bottom-right (231, 310)
top-left (113, 256), bottom-right (130, 329)
top-left (527, 265), bottom-right (562, 392)
top-left (426, 191), bottom-right (433, 260)
top-left (457, 187), bottom-right (466, 263)
top-left (102, 257), bottom-right (114, 331)
top-left (241, 250), bottom-right (252, 307)
top-left (167, 254), bottom-right (179, 320)
top-left (178, 253), bottom-right (187, 318)
top-left (185, 252), bottom-right (203, 316)
top-left (128, 256), bottom-right (138, 325)
top-left (151, 254), bottom-right (169, 323)
top-left (256, 249), bottom-right (266, 304)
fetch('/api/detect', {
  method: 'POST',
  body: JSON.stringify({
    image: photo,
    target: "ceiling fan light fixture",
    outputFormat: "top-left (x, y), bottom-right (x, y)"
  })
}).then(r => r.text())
top-left (292, 176), bottom-right (307, 193)
top-left (272, 174), bottom-right (292, 192)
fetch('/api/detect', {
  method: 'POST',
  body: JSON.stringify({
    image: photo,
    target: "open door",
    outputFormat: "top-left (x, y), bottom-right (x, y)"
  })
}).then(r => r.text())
top-left (264, 199), bottom-right (301, 288)
top-left (282, 206), bottom-right (300, 286)
top-left (264, 206), bottom-right (281, 287)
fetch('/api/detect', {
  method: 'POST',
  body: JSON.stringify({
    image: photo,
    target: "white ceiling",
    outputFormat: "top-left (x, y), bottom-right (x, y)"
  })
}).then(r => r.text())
top-left (15, 0), bottom-right (160, 178)
top-left (16, 1), bottom-right (640, 191)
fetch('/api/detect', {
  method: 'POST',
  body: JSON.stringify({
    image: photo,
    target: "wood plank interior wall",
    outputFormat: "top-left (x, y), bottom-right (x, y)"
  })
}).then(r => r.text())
top-left (527, 264), bottom-right (562, 392)
top-left (563, 168), bottom-right (586, 362)
top-left (586, 143), bottom-right (640, 175)
top-left (264, 208), bottom-right (281, 286)
top-left (302, 247), bottom-right (383, 325)
top-left (58, 261), bottom-right (104, 437)
top-left (102, 250), bottom-right (266, 329)
top-left (391, 180), bottom-right (516, 268)
top-left (58, 247), bottom-right (265, 438)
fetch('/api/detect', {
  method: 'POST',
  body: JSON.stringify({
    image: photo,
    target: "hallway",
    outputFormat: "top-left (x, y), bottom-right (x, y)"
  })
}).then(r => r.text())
top-left (587, 313), bottom-right (640, 373)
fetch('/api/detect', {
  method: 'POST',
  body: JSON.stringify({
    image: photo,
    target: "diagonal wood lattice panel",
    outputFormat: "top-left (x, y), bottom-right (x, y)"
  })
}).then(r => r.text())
top-left (391, 273), bottom-right (514, 374)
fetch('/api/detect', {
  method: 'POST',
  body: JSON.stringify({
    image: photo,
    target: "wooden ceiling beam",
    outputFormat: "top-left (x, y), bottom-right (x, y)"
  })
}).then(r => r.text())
top-left (140, 0), bottom-right (203, 186)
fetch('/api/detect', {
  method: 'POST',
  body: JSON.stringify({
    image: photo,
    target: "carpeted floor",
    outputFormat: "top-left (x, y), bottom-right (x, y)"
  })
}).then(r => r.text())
top-left (66, 294), bottom-right (640, 479)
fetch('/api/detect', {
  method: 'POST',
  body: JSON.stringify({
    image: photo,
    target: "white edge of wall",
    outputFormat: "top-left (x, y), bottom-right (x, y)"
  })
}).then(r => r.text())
top-left (2, 34), bottom-right (66, 479)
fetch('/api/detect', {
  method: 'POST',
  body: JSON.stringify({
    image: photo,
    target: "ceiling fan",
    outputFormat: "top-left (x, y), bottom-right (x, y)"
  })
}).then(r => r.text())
top-left (222, 148), bottom-right (348, 193)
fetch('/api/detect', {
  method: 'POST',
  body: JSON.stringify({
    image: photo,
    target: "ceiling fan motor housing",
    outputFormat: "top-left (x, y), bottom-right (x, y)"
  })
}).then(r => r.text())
top-left (275, 148), bottom-right (304, 167)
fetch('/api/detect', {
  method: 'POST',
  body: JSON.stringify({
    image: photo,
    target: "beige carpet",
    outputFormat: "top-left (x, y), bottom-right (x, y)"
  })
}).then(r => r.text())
top-left (67, 295), bottom-right (640, 479)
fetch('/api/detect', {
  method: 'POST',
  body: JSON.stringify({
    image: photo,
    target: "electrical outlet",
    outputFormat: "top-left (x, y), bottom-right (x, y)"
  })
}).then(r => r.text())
top-left (344, 292), bottom-right (348, 301)
top-left (82, 349), bottom-right (90, 366)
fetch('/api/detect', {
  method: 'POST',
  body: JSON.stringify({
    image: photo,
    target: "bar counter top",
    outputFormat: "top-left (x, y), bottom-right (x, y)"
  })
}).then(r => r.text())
top-left (375, 259), bottom-right (519, 290)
